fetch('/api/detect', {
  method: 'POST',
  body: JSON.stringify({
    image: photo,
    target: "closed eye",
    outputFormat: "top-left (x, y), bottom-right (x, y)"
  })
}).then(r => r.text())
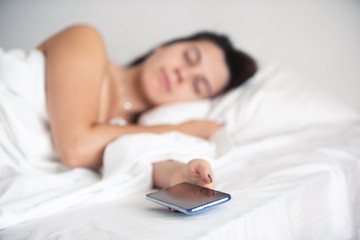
top-left (183, 45), bottom-right (201, 66)
top-left (194, 80), bottom-right (201, 95)
top-left (193, 77), bottom-right (211, 97)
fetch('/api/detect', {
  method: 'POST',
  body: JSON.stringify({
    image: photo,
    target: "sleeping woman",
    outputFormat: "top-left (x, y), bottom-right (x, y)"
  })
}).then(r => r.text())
top-left (36, 24), bottom-right (257, 189)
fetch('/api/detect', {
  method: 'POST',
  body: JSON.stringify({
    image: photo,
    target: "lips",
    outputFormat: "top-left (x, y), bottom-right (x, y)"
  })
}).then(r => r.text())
top-left (160, 68), bottom-right (171, 91)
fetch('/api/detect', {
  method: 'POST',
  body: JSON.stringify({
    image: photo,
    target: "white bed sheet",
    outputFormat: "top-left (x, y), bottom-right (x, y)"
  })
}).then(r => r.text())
top-left (1, 122), bottom-right (359, 240)
top-left (1, 0), bottom-right (360, 237)
top-left (1, 46), bottom-right (360, 239)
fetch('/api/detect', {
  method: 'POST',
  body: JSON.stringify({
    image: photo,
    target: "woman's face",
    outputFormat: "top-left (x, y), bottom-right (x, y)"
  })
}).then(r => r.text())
top-left (138, 40), bottom-right (229, 106)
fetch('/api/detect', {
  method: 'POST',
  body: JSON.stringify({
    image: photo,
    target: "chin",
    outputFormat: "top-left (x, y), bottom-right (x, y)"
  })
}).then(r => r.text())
top-left (140, 79), bottom-right (161, 107)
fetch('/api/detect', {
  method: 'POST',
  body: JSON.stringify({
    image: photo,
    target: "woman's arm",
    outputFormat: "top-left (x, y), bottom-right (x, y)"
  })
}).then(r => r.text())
top-left (152, 159), bottom-right (214, 189)
top-left (64, 122), bottom-right (221, 168)
top-left (39, 24), bottom-right (121, 168)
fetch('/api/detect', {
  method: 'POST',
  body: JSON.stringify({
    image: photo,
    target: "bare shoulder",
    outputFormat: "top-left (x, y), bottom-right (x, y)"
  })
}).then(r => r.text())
top-left (37, 24), bottom-right (107, 59)
top-left (37, 24), bottom-right (110, 87)
top-left (58, 24), bottom-right (104, 44)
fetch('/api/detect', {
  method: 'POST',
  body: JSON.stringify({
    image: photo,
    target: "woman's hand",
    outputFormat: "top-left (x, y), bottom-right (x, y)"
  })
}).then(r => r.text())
top-left (152, 159), bottom-right (215, 212)
top-left (170, 159), bottom-right (215, 189)
top-left (178, 120), bottom-right (223, 139)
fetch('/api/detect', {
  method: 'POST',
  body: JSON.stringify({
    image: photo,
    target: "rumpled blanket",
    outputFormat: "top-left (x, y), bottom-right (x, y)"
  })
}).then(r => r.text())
top-left (1, 48), bottom-right (359, 239)
top-left (0, 48), bottom-right (218, 229)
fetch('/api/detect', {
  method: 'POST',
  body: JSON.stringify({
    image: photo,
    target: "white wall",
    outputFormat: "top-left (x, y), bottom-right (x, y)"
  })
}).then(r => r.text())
top-left (1, 0), bottom-right (359, 109)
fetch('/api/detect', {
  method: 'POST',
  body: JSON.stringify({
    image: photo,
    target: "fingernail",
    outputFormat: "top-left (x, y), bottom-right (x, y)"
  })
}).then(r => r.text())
top-left (208, 174), bottom-right (213, 183)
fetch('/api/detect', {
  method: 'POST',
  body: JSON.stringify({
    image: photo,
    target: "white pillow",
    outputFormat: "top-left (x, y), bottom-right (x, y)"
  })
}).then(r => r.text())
top-left (138, 99), bottom-right (211, 126)
top-left (139, 63), bottom-right (359, 142)
top-left (208, 63), bottom-right (359, 142)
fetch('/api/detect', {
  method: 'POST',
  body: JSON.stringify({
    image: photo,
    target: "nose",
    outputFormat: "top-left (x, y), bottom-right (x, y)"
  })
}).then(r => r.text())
top-left (174, 68), bottom-right (183, 84)
top-left (174, 67), bottom-right (191, 85)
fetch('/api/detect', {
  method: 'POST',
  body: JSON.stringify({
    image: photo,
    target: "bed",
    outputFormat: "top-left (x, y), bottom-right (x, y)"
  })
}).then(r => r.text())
top-left (1, 1), bottom-right (360, 239)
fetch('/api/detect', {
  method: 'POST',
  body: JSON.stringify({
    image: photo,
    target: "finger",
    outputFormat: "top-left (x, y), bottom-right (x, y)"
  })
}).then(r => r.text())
top-left (208, 122), bottom-right (224, 139)
top-left (214, 121), bottom-right (225, 128)
top-left (201, 181), bottom-right (215, 190)
top-left (209, 119), bottom-right (225, 127)
top-left (214, 119), bottom-right (225, 126)
top-left (190, 159), bottom-right (214, 185)
top-left (168, 207), bottom-right (178, 212)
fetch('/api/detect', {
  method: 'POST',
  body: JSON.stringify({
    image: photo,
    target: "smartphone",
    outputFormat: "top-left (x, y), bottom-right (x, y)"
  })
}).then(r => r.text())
top-left (146, 182), bottom-right (231, 214)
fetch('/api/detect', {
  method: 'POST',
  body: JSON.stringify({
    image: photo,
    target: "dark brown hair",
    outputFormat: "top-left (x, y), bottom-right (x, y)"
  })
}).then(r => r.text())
top-left (127, 31), bottom-right (257, 95)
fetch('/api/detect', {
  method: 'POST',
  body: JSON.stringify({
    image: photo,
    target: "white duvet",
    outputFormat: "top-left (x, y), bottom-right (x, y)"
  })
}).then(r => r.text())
top-left (0, 48), bottom-right (359, 239)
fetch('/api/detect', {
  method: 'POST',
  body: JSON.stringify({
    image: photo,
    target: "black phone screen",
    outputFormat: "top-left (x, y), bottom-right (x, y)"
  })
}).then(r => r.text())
top-left (146, 182), bottom-right (231, 213)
